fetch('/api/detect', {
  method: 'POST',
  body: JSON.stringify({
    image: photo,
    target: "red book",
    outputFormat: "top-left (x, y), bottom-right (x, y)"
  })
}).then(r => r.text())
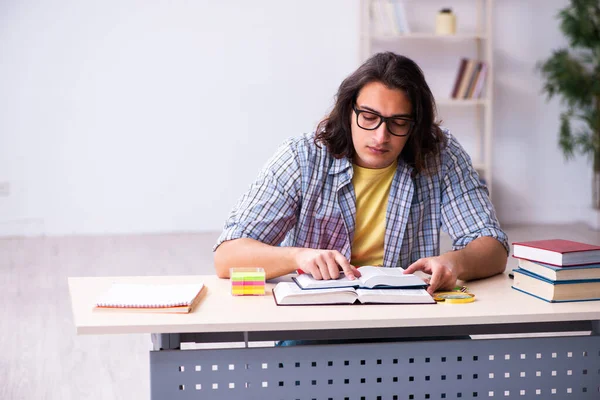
top-left (512, 239), bottom-right (600, 266)
top-left (450, 58), bottom-right (468, 99)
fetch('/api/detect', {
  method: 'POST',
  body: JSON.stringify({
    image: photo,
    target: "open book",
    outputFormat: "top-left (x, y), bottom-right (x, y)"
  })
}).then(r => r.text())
top-left (273, 282), bottom-right (434, 305)
top-left (292, 265), bottom-right (427, 290)
top-left (94, 282), bottom-right (206, 314)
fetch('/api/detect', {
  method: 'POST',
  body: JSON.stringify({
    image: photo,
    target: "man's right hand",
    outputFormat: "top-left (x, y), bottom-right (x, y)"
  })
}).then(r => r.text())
top-left (294, 249), bottom-right (361, 280)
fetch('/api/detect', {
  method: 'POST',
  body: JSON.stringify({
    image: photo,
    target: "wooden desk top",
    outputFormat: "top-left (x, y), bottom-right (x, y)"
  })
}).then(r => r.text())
top-left (68, 273), bottom-right (600, 335)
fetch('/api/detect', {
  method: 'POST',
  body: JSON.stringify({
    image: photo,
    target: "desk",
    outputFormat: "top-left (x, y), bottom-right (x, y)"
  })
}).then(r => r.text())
top-left (69, 273), bottom-right (600, 399)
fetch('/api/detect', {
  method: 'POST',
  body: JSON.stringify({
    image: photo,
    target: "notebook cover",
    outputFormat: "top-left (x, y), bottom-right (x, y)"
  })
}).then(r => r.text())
top-left (513, 268), bottom-right (600, 285)
top-left (512, 239), bottom-right (600, 254)
top-left (511, 286), bottom-right (600, 303)
top-left (516, 259), bottom-right (600, 271)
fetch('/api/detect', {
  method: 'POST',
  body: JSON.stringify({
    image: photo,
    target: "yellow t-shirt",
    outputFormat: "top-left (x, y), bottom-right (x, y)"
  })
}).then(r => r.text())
top-left (350, 160), bottom-right (397, 266)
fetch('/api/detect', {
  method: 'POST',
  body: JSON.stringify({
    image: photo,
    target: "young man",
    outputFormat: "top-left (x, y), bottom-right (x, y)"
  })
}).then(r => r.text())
top-left (214, 52), bottom-right (508, 294)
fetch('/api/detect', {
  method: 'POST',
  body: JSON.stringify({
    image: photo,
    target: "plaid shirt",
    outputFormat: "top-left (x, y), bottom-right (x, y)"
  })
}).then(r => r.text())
top-left (215, 130), bottom-right (508, 268)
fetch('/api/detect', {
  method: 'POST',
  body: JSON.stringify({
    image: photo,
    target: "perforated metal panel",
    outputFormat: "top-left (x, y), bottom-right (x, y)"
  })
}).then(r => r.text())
top-left (150, 335), bottom-right (600, 400)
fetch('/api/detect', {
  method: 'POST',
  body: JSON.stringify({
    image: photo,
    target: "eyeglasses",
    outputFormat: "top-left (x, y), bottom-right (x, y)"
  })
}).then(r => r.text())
top-left (353, 104), bottom-right (414, 137)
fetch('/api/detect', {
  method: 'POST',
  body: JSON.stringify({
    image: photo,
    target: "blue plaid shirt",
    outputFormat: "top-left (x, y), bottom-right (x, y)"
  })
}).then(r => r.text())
top-left (215, 130), bottom-right (509, 268)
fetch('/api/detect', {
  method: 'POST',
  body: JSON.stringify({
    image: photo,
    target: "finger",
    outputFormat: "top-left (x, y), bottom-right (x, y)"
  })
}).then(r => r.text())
top-left (335, 254), bottom-right (358, 280)
top-left (439, 270), bottom-right (456, 291)
top-left (325, 253), bottom-right (340, 280)
top-left (317, 256), bottom-right (332, 280)
top-left (308, 263), bottom-right (323, 280)
top-left (427, 271), bottom-right (442, 294)
top-left (404, 259), bottom-right (427, 274)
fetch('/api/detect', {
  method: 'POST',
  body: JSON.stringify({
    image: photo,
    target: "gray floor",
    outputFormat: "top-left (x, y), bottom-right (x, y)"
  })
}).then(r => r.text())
top-left (1, 224), bottom-right (599, 400)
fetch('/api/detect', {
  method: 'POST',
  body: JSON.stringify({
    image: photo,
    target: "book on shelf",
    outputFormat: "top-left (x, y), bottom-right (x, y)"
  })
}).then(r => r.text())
top-left (94, 282), bottom-right (206, 314)
top-left (273, 282), bottom-right (435, 305)
top-left (466, 62), bottom-right (484, 98)
top-left (392, 0), bottom-right (411, 34)
top-left (512, 239), bottom-right (600, 266)
top-left (383, 1), bottom-right (400, 35)
top-left (516, 258), bottom-right (600, 281)
top-left (371, 0), bottom-right (390, 36)
top-left (450, 58), bottom-right (468, 99)
top-left (463, 61), bottom-right (482, 99)
top-left (456, 59), bottom-right (476, 99)
top-left (471, 62), bottom-right (488, 99)
top-left (371, 0), bottom-right (410, 36)
top-left (511, 268), bottom-right (600, 303)
top-left (292, 265), bottom-right (427, 290)
top-left (450, 59), bottom-right (487, 100)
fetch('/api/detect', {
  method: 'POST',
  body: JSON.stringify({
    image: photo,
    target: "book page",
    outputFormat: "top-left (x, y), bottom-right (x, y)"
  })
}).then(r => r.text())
top-left (357, 265), bottom-right (405, 279)
top-left (357, 266), bottom-right (424, 288)
top-left (293, 267), bottom-right (424, 289)
top-left (355, 288), bottom-right (434, 304)
top-left (95, 283), bottom-right (204, 308)
top-left (293, 273), bottom-right (358, 289)
top-left (273, 282), bottom-right (357, 305)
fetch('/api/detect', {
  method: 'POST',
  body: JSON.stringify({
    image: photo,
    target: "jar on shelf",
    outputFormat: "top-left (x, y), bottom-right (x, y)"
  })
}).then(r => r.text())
top-left (436, 8), bottom-right (456, 35)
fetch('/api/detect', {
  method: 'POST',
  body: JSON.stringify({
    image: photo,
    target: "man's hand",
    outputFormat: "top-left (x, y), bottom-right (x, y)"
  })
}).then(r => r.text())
top-left (403, 254), bottom-right (458, 295)
top-left (294, 249), bottom-right (361, 280)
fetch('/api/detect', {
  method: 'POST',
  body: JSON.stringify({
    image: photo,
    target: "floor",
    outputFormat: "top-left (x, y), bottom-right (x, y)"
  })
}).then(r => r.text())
top-left (1, 224), bottom-right (599, 400)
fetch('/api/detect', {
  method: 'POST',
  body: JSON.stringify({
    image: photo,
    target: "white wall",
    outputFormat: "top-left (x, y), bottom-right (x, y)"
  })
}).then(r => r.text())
top-left (493, 0), bottom-right (591, 225)
top-left (0, 0), bottom-right (590, 236)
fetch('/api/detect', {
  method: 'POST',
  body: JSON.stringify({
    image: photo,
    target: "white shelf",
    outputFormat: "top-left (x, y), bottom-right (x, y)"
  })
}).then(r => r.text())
top-left (436, 98), bottom-right (488, 106)
top-left (371, 33), bottom-right (487, 40)
top-left (360, 0), bottom-right (495, 196)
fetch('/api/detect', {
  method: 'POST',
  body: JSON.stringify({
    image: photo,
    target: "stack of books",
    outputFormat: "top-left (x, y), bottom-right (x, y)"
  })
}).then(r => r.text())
top-left (511, 239), bottom-right (600, 303)
top-left (370, 0), bottom-right (411, 36)
top-left (450, 58), bottom-right (488, 100)
top-left (272, 266), bottom-right (435, 306)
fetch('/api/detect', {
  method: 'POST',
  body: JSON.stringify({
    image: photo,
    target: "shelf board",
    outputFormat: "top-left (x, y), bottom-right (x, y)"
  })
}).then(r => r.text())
top-left (436, 98), bottom-right (487, 106)
top-left (371, 33), bottom-right (486, 40)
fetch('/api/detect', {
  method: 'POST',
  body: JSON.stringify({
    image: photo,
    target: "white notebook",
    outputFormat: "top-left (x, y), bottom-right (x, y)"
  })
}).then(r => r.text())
top-left (95, 282), bottom-right (205, 313)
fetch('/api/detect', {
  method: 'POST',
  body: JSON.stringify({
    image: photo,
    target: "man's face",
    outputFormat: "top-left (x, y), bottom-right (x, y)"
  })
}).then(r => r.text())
top-left (350, 81), bottom-right (412, 169)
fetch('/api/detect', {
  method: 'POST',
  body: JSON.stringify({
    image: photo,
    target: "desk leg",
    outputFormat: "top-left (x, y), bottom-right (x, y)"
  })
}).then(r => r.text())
top-left (152, 333), bottom-right (181, 350)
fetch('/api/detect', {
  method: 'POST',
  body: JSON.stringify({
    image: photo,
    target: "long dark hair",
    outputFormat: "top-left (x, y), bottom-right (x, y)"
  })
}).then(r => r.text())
top-left (314, 52), bottom-right (446, 174)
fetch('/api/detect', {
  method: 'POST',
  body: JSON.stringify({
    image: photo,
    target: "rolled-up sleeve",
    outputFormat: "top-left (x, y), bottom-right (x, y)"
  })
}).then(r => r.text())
top-left (213, 141), bottom-right (302, 251)
top-left (440, 135), bottom-right (509, 254)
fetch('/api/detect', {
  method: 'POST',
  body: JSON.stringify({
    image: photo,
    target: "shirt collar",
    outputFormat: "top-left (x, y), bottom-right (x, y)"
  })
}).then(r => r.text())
top-left (328, 156), bottom-right (353, 176)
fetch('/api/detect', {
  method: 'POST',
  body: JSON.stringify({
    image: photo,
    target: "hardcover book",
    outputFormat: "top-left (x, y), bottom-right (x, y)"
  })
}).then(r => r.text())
top-left (472, 62), bottom-right (488, 99)
top-left (450, 58), bottom-right (468, 99)
top-left (464, 61), bottom-right (482, 99)
top-left (511, 268), bottom-right (600, 303)
top-left (273, 282), bottom-right (435, 305)
top-left (456, 59), bottom-right (477, 99)
top-left (517, 258), bottom-right (600, 281)
top-left (512, 239), bottom-right (600, 266)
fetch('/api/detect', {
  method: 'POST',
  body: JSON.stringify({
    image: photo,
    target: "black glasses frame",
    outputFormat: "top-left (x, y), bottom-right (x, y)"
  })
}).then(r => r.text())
top-left (353, 104), bottom-right (414, 137)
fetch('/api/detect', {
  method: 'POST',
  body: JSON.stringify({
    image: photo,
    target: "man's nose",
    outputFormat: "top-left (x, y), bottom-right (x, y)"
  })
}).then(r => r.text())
top-left (373, 121), bottom-right (390, 143)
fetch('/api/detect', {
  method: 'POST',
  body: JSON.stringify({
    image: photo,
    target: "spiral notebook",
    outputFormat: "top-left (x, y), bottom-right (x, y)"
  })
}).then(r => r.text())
top-left (94, 282), bottom-right (206, 314)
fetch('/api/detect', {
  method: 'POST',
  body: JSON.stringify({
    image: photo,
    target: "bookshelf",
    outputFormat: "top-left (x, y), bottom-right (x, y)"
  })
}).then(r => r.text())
top-left (359, 0), bottom-right (495, 196)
